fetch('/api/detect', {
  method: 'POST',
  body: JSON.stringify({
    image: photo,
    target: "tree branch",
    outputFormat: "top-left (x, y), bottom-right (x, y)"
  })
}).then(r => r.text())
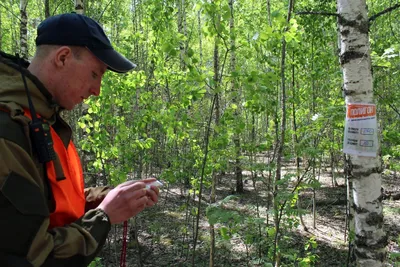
top-left (0, 2), bottom-right (22, 22)
top-left (375, 92), bottom-right (400, 118)
top-left (97, 0), bottom-right (113, 23)
top-left (296, 11), bottom-right (339, 17)
top-left (369, 4), bottom-right (400, 23)
top-left (52, 0), bottom-right (65, 16)
top-left (382, 190), bottom-right (400, 201)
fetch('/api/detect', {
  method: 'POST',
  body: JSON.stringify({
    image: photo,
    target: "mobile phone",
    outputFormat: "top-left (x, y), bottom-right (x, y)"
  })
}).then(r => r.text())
top-left (146, 180), bottom-right (163, 190)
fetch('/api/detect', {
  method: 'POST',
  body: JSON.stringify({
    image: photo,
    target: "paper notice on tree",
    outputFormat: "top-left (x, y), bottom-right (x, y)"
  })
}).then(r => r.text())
top-left (343, 103), bottom-right (378, 157)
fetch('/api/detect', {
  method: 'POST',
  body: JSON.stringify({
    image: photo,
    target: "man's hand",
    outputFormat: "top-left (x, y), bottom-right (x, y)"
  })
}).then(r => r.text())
top-left (97, 178), bottom-right (160, 225)
top-left (145, 181), bottom-right (160, 207)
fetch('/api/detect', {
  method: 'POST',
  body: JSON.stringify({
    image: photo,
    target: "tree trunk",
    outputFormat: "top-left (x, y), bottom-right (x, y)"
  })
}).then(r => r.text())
top-left (229, 0), bottom-right (243, 194)
top-left (209, 25), bottom-right (220, 267)
top-left (44, 0), bottom-right (50, 18)
top-left (337, 0), bottom-right (387, 266)
top-left (273, 0), bottom-right (294, 265)
top-left (0, 8), bottom-right (2, 51)
top-left (209, 4), bottom-right (222, 264)
top-left (198, 10), bottom-right (203, 66)
top-left (19, 0), bottom-right (28, 60)
top-left (266, 0), bottom-right (272, 26)
top-left (178, 0), bottom-right (186, 70)
top-left (291, 50), bottom-right (307, 231)
top-left (75, 0), bottom-right (84, 14)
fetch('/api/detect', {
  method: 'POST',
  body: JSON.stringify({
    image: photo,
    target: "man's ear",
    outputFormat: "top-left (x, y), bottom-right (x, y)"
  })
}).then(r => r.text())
top-left (53, 46), bottom-right (73, 68)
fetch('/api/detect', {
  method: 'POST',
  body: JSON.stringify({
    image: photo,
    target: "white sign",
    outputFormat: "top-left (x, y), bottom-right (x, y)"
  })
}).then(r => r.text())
top-left (343, 103), bottom-right (378, 157)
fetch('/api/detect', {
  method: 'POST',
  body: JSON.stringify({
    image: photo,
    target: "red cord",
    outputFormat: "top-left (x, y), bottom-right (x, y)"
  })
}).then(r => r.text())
top-left (120, 220), bottom-right (128, 267)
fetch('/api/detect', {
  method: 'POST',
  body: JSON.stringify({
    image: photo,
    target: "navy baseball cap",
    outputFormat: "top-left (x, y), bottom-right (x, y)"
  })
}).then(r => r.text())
top-left (35, 13), bottom-right (136, 73)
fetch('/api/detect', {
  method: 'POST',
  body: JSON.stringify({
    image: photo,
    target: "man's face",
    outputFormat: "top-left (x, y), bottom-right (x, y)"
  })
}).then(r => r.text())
top-left (54, 48), bottom-right (107, 110)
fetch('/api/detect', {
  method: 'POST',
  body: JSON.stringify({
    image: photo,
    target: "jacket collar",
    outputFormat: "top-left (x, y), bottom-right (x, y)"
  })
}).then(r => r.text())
top-left (0, 51), bottom-right (61, 121)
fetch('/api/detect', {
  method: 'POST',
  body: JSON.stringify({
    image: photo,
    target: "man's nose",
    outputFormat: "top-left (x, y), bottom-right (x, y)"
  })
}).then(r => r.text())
top-left (90, 85), bottom-right (101, 96)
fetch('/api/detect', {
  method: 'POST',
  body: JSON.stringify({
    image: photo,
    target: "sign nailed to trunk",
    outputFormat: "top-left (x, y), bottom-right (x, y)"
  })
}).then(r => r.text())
top-left (343, 103), bottom-right (378, 157)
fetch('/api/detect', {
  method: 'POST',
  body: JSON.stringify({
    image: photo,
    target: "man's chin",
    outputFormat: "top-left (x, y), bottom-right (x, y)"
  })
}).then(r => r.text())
top-left (60, 103), bottom-right (78, 111)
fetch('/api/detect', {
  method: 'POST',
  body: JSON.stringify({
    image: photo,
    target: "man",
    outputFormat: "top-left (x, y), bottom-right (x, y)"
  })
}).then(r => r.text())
top-left (0, 13), bottom-right (159, 266)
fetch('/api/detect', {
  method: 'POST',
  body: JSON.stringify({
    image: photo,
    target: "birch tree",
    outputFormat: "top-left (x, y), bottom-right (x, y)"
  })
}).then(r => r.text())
top-left (75, 0), bottom-right (84, 14)
top-left (337, 0), bottom-right (387, 266)
top-left (177, 0), bottom-right (187, 70)
top-left (0, 9), bottom-right (2, 51)
top-left (19, 0), bottom-right (28, 59)
top-left (229, 0), bottom-right (244, 193)
top-left (44, 0), bottom-right (50, 18)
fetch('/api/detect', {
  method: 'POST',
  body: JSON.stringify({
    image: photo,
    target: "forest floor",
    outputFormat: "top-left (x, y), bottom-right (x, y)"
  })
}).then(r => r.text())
top-left (97, 161), bottom-right (400, 267)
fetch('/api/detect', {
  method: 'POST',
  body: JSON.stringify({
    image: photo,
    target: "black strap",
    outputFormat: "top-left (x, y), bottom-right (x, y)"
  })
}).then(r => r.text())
top-left (42, 162), bottom-right (55, 209)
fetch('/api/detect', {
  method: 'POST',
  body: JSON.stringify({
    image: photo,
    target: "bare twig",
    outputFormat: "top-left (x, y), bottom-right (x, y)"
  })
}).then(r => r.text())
top-left (375, 92), bottom-right (400, 118)
top-left (369, 3), bottom-right (400, 23)
top-left (52, 0), bottom-right (65, 16)
top-left (382, 190), bottom-right (400, 200)
top-left (97, 0), bottom-right (113, 23)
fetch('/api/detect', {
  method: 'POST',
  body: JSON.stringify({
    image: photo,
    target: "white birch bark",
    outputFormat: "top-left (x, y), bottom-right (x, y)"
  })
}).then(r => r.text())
top-left (177, 0), bottom-right (186, 70)
top-left (19, 0), bottom-right (28, 59)
top-left (75, 0), bottom-right (84, 15)
top-left (0, 8), bottom-right (2, 51)
top-left (337, 0), bottom-right (387, 266)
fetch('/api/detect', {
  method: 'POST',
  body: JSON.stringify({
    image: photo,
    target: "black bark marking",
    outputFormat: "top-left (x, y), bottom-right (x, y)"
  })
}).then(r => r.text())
top-left (340, 51), bottom-right (365, 65)
top-left (341, 29), bottom-right (350, 37)
top-left (342, 89), bottom-right (357, 96)
top-left (345, 81), bottom-right (360, 85)
top-left (359, 21), bottom-right (369, 34)
top-left (352, 203), bottom-right (368, 214)
top-left (355, 233), bottom-right (388, 251)
top-left (354, 248), bottom-right (386, 261)
top-left (350, 165), bottom-right (382, 177)
top-left (338, 16), bottom-right (369, 34)
top-left (365, 212), bottom-right (383, 228)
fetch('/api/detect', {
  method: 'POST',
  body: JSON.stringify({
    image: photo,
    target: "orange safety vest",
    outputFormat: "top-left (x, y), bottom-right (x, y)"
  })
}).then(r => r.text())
top-left (24, 110), bottom-right (86, 229)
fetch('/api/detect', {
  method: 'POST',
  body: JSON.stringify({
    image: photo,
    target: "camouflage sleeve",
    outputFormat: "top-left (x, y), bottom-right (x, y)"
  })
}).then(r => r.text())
top-left (84, 186), bottom-right (112, 211)
top-left (0, 139), bottom-right (111, 267)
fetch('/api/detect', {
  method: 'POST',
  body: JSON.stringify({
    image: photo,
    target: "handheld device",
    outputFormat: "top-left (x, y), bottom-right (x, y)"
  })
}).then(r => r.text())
top-left (29, 120), bottom-right (56, 163)
top-left (146, 180), bottom-right (163, 190)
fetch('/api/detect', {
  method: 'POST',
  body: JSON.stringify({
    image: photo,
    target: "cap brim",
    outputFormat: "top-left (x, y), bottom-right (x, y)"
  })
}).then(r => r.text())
top-left (91, 49), bottom-right (136, 73)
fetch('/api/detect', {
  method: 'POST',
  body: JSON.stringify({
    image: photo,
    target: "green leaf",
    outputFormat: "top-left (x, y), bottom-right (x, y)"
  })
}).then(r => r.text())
top-left (187, 48), bottom-right (194, 57)
top-left (206, 205), bottom-right (241, 225)
top-left (78, 122), bottom-right (86, 129)
top-left (220, 227), bottom-right (230, 240)
top-left (267, 227), bottom-right (276, 236)
top-left (221, 195), bottom-right (239, 204)
top-left (162, 42), bottom-right (174, 53)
